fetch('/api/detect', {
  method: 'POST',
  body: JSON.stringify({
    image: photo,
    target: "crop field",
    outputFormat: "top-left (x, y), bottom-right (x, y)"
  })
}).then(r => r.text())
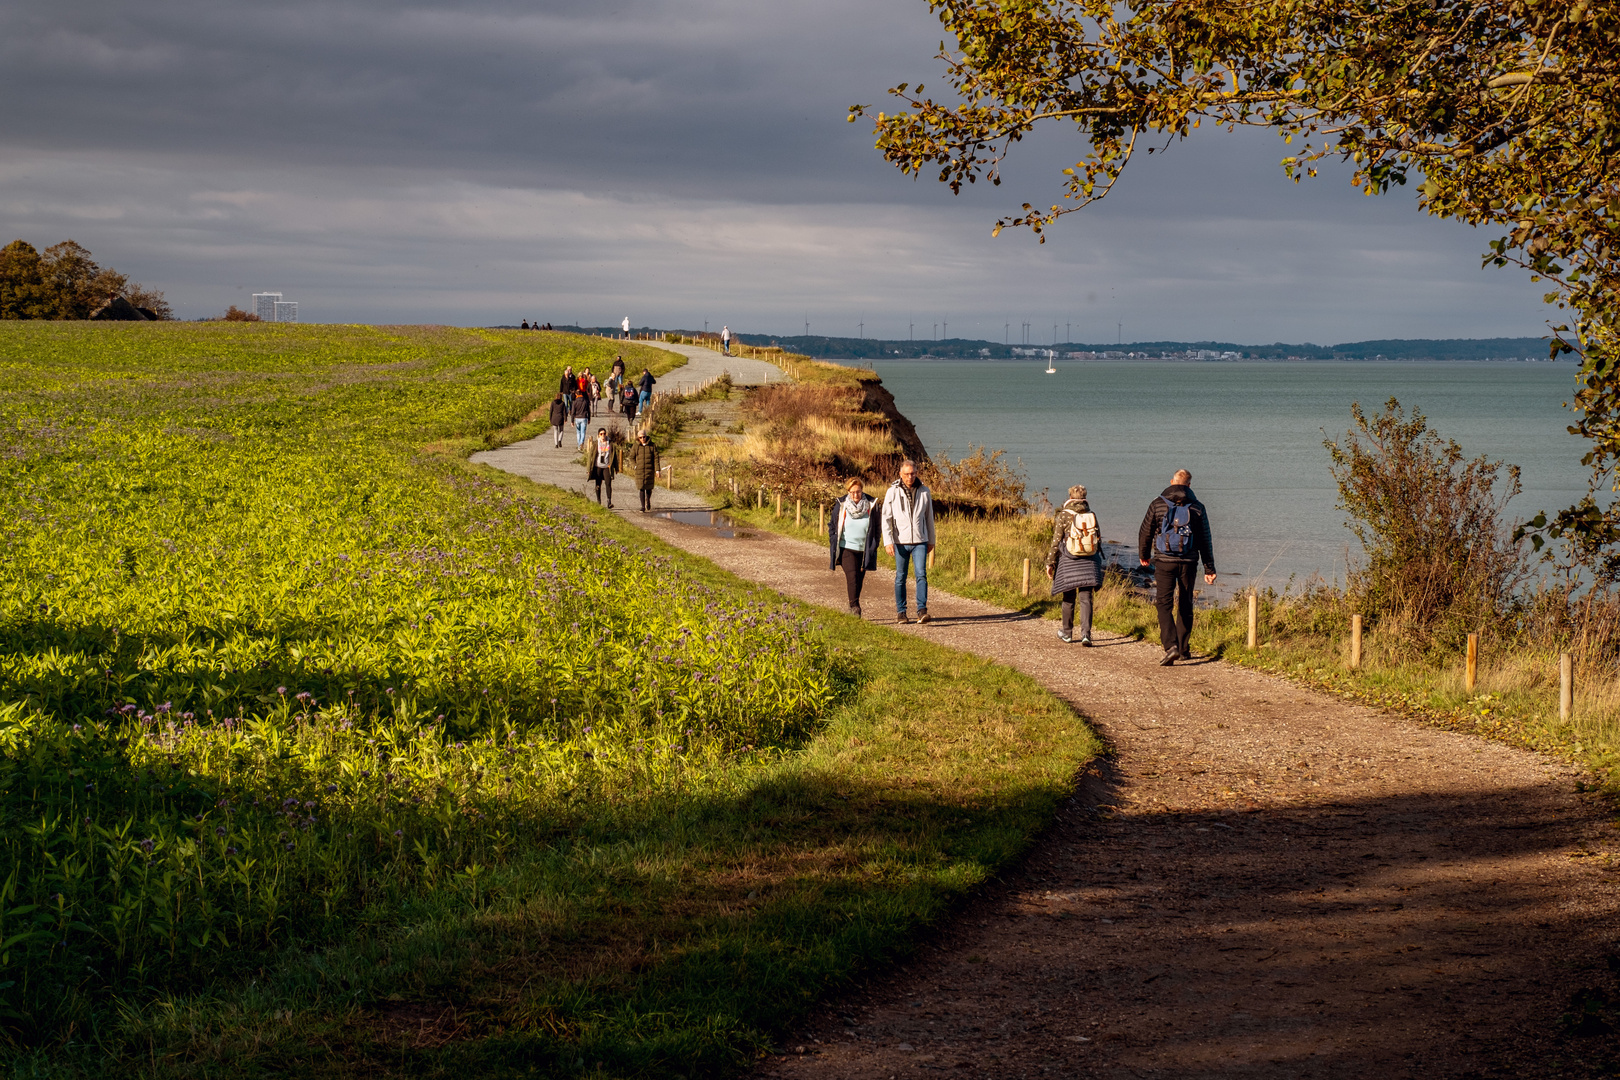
top-left (0, 324), bottom-right (1096, 1078)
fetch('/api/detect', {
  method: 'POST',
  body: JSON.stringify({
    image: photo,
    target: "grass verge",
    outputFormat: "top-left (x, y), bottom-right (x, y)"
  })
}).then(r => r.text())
top-left (0, 323), bottom-right (1098, 1077)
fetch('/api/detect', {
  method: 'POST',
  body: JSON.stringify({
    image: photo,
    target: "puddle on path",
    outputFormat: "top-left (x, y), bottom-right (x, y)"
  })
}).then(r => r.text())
top-left (653, 509), bottom-right (746, 538)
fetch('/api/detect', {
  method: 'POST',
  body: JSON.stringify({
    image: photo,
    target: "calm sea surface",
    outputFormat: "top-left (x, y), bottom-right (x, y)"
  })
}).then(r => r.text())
top-left (867, 360), bottom-right (1588, 598)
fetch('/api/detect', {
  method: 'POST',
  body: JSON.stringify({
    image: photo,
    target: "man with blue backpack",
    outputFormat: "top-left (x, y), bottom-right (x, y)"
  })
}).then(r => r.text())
top-left (1138, 469), bottom-right (1217, 665)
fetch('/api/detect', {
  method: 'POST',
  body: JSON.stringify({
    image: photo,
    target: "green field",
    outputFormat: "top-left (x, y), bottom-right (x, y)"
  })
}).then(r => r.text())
top-left (0, 324), bottom-right (1097, 1077)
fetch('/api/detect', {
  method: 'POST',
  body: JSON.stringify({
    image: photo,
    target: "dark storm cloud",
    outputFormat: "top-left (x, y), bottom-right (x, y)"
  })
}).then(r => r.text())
top-left (0, 0), bottom-right (936, 201)
top-left (0, 0), bottom-right (1556, 336)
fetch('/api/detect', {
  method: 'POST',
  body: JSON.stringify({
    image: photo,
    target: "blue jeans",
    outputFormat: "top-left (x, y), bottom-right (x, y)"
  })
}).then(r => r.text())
top-left (638, 389), bottom-right (650, 409)
top-left (893, 543), bottom-right (929, 613)
top-left (574, 418), bottom-right (588, 446)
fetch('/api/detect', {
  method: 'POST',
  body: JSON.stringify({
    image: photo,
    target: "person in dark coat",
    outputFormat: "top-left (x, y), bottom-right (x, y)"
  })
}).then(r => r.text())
top-left (569, 389), bottom-right (591, 448)
top-left (1137, 468), bottom-right (1217, 665)
top-left (621, 382), bottom-right (639, 424)
top-left (547, 392), bottom-right (567, 448)
top-left (585, 428), bottom-right (620, 507)
top-left (625, 431), bottom-right (659, 512)
top-left (559, 366), bottom-right (576, 398)
top-left (637, 367), bottom-right (656, 410)
top-left (827, 477), bottom-right (880, 617)
top-left (1045, 484), bottom-right (1103, 645)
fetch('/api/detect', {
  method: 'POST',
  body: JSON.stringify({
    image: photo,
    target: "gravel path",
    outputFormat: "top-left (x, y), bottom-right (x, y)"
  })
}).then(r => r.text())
top-left (477, 423), bottom-right (1620, 1076)
top-left (471, 341), bottom-right (780, 509)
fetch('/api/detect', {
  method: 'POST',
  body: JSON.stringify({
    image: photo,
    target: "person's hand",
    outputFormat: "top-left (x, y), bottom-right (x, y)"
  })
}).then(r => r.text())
top-left (926, 543), bottom-right (935, 555)
top-left (885, 545), bottom-right (894, 557)
top-left (1139, 559), bottom-right (1150, 568)
top-left (1204, 572), bottom-right (1217, 585)
top-left (1044, 566), bottom-right (1054, 580)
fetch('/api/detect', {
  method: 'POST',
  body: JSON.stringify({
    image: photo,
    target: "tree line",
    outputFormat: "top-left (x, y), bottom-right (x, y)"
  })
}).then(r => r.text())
top-left (0, 239), bottom-right (172, 320)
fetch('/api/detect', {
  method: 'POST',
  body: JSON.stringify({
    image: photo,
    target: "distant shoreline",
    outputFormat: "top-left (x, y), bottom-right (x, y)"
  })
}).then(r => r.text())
top-left (849, 355), bottom-right (1573, 364)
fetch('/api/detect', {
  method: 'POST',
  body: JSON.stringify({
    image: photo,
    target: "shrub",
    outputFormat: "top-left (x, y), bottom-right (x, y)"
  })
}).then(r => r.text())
top-left (923, 444), bottom-right (1031, 516)
top-left (1325, 397), bottom-right (1529, 642)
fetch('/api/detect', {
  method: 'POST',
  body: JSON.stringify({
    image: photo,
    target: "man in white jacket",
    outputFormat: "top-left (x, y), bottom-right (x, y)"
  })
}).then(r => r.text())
top-left (621, 316), bottom-right (631, 340)
top-left (881, 459), bottom-right (936, 623)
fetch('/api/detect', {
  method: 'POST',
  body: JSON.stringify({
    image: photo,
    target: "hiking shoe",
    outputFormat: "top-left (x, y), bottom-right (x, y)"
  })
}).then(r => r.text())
top-left (916, 609), bottom-right (932, 624)
top-left (896, 611), bottom-right (913, 624)
top-left (847, 604), bottom-right (860, 617)
top-left (1159, 649), bottom-right (1177, 666)
top-left (1080, 636), bottom-right (1093, 647)
top-left (1059, 630), bottom-right (1073, 644)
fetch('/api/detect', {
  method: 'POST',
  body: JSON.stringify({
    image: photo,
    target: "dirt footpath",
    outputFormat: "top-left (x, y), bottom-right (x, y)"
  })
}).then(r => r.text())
top-left (615, 513), bottom-right (1620, 1079)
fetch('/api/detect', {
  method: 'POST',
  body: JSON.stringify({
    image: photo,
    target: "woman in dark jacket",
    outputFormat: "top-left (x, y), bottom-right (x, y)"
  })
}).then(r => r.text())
top-left (827, 478), bottom-right (880, 617)
top-left (1045, 484), bottom-right (1103, 645)
top-left (547, 392), bottom-right (567, 448)
top-left (585, 427), bottom-right (620, 507)
top-left (625, 431), bottom-right (659, 512)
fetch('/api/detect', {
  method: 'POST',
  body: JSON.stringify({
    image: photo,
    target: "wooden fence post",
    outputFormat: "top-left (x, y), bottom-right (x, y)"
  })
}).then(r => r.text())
top-left (1247, 591), bottom-right (1258, 649)
top-left (969, 546), bottom-right (978, 582)
top-left (1560, 652), bottom-right (1573, 722)
top-left (927, 547), bottom-right (935, 571)
top-left (1021, 558), bottom-right (1030, 596)
top-left (775, 492), bottom-right (782, 518)
top-left (795, 499), bottom-right (802, 527)
top-left (1350, 614), bottom-right (1362, 670)
top-left (1465, 633), bottom-right (1478, 694)
top-left (818, 503), bottom-right (825, 535)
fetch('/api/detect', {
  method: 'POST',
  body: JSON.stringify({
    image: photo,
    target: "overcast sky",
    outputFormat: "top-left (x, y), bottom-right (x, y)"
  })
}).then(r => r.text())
top-left (0, 0), bottom-right (1554, 342)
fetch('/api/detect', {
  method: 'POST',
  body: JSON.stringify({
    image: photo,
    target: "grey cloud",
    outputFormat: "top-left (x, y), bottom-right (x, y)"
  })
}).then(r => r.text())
top-left (0, 0), bottom-right (1558, 338)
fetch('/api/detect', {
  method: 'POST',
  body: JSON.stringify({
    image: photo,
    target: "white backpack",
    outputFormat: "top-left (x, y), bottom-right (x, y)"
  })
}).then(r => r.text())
top-left (1065, 510), bottom-right (1100, 557)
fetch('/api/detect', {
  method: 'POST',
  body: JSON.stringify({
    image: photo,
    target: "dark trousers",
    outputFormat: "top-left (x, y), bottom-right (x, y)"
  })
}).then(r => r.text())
top-left (839, 548), bottom-right (866, 606)
top-left (1154, 561), bottom-right (1198, 655)
top-left (639, 481), bottom-right (653, 511)
top-left (1061, 587), bottom-right (1094, 639)
top-left (593, 474), bottom-right (613, 505)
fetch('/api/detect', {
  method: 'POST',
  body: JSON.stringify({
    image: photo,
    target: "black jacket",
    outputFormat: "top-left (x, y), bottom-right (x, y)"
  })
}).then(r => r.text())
top-left (638, 371), bottom-right (656, 394)
top-left (1137, 484), bottom-right (1216, 571)
top-left (569, 395), bottom-right (591, 422)
top-left (559, 371), bottom-right (576, 396)
top-left (547, 399), bottom-right (567, 427)
top-left (827, 494), bottom-right (880, 571)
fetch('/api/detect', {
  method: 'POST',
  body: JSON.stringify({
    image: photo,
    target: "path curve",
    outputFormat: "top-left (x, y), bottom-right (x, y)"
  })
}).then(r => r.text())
top-left (477, 438), bottom-right (1620, 1077)
top-left (471, 341), bottom-right (781, 508)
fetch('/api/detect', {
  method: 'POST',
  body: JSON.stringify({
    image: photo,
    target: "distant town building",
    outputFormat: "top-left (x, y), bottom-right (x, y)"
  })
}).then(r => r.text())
top-left (250, 292), bottom-right (300, 323)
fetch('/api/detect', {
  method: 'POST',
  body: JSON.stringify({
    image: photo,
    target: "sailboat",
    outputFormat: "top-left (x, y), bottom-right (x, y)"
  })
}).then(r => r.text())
top-left (1045, 350), bottom-right (1057, 374)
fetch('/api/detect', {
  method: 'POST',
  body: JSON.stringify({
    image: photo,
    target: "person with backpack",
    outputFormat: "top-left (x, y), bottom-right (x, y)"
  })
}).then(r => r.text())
top-left (880, 459), bottom-right (935, 624)
top-left (547, 392), bottom-right (567, 448)
top-left (569, 388), bottom-right (592, 449)
top-left (828, 477), bottom-right (879, 617)
top-left (1137, 468), bottom-right (1217, 665)
top-left (1045, 484), bottom-right (1103, 645)
top-left (626, 431), bottom-right (659, 511)
top-left (585, 428), bottom-right (620, 507)
top-left (621, 382), bottom-right (639, 425)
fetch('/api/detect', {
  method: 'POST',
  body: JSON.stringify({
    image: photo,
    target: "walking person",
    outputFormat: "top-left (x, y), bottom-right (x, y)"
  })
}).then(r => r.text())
top-left (1045, 484), bottom-right (1103, 645)
top-left (721, 325), bottom-right (732, 355)
top-left (621, 382), bottom-right (639, 425)
top-left (570, 388), bottom-right (591, 449)
top-left (622, 316), bottom-right (631, 340)
top-left (637, 366), bottom-right (656, 410)
top-left (828, 478), bottom-right (879, 617)
top-left (586, 428), bottom-right (619, 508)
top-left (1137, 468), bottom-right (1217, 665)
top-left (588, 372), bottom-right (601, 408)
top-left (547, 392), bottom-right (567, 448)
top-left (559, 365), bottom-right (575, 399)
top-left (881, 459), bottom-right (935, 624)
top-left (626, 431), bottom-right (659, 512)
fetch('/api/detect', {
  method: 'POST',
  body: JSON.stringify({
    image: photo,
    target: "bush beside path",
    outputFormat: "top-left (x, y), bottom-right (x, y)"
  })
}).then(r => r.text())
top-left (529, 502), bottom-right (1620, 1077)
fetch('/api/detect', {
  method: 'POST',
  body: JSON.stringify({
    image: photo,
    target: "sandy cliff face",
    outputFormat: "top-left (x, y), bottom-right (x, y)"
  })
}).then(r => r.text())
top-left (859, 378), bottom-right (927, 464)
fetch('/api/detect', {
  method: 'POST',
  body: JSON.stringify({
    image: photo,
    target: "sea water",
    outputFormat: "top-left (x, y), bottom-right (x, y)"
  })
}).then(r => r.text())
top-left (867, 360), bottom-right (1589, 599)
